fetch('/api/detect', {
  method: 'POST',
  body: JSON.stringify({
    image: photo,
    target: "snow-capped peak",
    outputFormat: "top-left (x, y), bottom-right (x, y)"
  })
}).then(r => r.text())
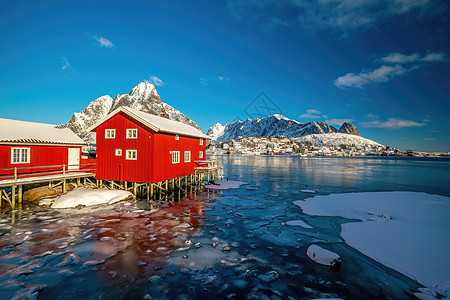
top-left (129, 82), bottom-right (159, 99)
top-left (206, 123), bottom-right (225, 141)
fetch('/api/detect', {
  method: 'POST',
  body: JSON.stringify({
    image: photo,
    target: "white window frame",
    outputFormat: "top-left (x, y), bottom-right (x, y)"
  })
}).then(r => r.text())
top-left (105, 129), bottom-right (116, 139)
top-left (11, 147), bottom-right (30, 164)
top-left (184, 151), bottom-right (191, 162)
top-left (200, 138), bottom-right (203, 145)
top-left (199, 151), bottom-right (203, 159)
top-left (172, 151), bottom-right (180, 164)
top-left (115, 149), bottom-right (122, 156)
top-left (126, 128), bottom-right (138, 139)
top-left (125, 149), bottom-right (137, 160)
top-left (175, 134), bottom-right (179, 140)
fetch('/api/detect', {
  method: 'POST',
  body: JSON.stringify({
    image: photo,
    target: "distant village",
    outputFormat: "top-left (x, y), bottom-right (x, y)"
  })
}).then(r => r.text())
top-left (206, 136), bottom-right (449, 158)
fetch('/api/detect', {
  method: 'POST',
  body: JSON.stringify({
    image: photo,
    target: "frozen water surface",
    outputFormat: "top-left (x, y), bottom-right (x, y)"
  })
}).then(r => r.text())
top-left (1, 155), bottom-right (449, 299)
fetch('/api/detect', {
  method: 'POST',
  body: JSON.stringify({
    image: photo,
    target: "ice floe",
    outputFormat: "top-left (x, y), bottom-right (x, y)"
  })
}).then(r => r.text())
top-left (295, 191), bottom-right (450, 294)
top-left (50, 188), bottom-right (133, 208)
top-left (307, 244), bottom-right (341, 269)
top-left (301, 189), bottom-right (316, 194)
top-left (204, 180), bottom-right (248, 190)
top-left (285, 220), bottom-right (313, 229)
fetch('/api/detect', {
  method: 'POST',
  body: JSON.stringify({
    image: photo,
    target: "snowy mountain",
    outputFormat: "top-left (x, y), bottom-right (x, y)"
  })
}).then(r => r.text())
top-left (294, 133), bottom-right (383, 148)
top-left (208, 114), bottom-right (361, 143)
top-left (206, 123), bottom-right (225, 141)
top-left (67, 82), bottom-right (201, 143)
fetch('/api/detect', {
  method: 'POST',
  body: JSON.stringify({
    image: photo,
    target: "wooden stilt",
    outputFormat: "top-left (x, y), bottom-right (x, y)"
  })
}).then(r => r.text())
top-left (63, 180), bottom-right (67, 194)
top-left (133, 182), bottom-right (137, 195)
top-left (18, 185), bottom-right (22, 205)
top-left (150, 184), bottom-right (154, 199)
top-left (146, 184), bottom-right (150, 201)
top-left (12, 186), bottom-right (16, 209)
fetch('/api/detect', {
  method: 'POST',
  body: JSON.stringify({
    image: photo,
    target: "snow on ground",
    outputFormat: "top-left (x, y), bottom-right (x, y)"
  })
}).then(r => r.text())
top-left (204, 180), bottom-right (248, 190)
top-left (50, 188), bottom-right (133, 209)
top-left (294, 191), bottom-right (450, 295)
top-left (294, 133), bottom-right (382, 148)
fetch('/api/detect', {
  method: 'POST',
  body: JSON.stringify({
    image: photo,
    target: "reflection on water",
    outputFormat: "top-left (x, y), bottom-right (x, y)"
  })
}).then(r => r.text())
top-left (0, 156), bottom-right (448, 299)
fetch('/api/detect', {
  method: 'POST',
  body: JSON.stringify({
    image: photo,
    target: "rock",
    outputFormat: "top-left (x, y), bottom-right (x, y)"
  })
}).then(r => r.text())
top-left (338, 122), bottom-right (360, 136)
top-left (307, 245), bottom-right (341, 270)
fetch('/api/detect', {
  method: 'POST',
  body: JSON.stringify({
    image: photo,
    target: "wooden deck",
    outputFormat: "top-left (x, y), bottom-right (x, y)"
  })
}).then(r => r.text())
top-left (0, 171), bottom-right (95, 188)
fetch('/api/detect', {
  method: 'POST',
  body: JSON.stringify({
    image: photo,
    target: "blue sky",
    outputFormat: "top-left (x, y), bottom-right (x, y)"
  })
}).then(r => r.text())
top-left (0, 0), bottom-right (449, 152)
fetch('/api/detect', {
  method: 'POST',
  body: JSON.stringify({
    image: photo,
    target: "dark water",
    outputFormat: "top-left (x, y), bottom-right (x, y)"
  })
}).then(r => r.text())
top-left (0, 156), bottom-right (449, 299)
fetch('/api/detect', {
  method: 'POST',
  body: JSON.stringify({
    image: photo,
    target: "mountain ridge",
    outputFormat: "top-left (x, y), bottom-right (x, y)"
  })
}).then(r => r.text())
top-left (207, 115), bottom-right (361, 143)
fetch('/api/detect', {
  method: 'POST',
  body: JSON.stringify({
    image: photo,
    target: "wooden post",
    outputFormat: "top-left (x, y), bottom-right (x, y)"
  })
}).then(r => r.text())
top-left (14, 167), bottom-right (17, 181)
top-left (150, 184), bottom-right (154, 199)
top-left (133, 182), bottom-right (137, 195)
top-left (125, 181), bottom-right (127, 190)
top-left (12, 186), bottom-right (16, 209)
top-left (77, 177), bottom-right (80, 186)
top-left (146, 184), bottom-right (150, 201)
top-left (18, 185), bottom-right (22, 205)
top-left (63, 180), bottom-right (66, 194)
top-left (158, 182), bottom-right (162, 200)
top-left (165, 180), bottom-right (168, 191)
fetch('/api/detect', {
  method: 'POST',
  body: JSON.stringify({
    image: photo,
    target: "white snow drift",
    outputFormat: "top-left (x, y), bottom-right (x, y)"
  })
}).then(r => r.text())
top-left (294, 191), bottom-right (450, 295)
top-left (51, 188), bottom-right (133, 208)
top-left (204, 180), bottom-right (248, 190)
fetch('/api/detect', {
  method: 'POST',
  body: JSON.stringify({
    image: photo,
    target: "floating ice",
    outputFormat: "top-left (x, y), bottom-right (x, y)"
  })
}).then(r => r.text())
top-left (204, 180), bottom-right (248, 190)
top-left (51, 188), bottom-right (133, 208)
top-left (307, 245), bottom-right (341, 269)
top-left (301, 189), bottom-right (316, 194)
top-left (285, 220), bottom-right (313, 229)
top-left (296, 191), bottom-right (450, 292)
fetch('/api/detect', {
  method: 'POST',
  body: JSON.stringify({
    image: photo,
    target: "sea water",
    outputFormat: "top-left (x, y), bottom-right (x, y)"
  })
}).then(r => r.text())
top-left (0, 156), bottom-right (449, 299)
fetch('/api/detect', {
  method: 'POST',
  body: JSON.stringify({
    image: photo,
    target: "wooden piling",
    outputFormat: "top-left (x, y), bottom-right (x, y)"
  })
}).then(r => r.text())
top-left (18, 185), bottom-right (22, 205)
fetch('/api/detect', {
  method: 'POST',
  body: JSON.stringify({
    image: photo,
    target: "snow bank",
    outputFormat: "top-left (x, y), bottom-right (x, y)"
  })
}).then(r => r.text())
top-left (295, 191), bottom-right (450, 293)
top-left (204, 180), bottom-right (248, 190)
top-left (307, 245), bottom-right (341, 268)
top-left (51, 188), bottom-right (133, 209)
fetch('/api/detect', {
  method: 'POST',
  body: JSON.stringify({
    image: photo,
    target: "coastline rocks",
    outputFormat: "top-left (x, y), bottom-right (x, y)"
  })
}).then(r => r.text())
top-left (307, 245), bottom-right (341, 271)
top-left (24, 183), bottom-right (76, 203)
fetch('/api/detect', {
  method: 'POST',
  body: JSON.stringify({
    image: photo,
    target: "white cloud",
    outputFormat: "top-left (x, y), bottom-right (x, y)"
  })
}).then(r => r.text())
top-left (335, 65), bottom-right (407, 89)
top-left (61, 56), bottom-right (70, 70)
top-left (335, 51), bottom-right (447, 89)
top-left (300, 109), bottom-right (327, 119)
top-left (200, 75), bottom-right (230, 86)
top-left (326, 118), bottom-right (354, 126)
top-left (365, 113), bottom-right (379, 119)
top-left (94, 36), bottom-right (113, 48)
top-left (360, 118), bottom-right (427, 129)
top-left (379, 52), bottom-right (447, 64)
top-left (227, 0), bottom-right (435, 31)
top-left (146, 76), bottom-right (164, 87)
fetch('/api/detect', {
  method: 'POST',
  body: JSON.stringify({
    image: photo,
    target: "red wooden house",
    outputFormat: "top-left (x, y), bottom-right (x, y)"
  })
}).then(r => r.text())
top-left (0, 118), bottom-right (87, 178)
top-left (87, 106), bottom-right (209, 183)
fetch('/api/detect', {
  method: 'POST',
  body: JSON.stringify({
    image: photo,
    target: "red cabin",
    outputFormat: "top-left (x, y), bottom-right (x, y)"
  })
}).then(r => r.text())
top-left (0, 118), bottom-right (87, 178)
top-left (87, 106), bottom-right (209, 183)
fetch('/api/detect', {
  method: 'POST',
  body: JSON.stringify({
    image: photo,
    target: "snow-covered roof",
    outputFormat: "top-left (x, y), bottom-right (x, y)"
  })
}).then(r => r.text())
top-left (87, 106), bottom-right (210, 139)
top-left (0, 118), bottom-right (86, 145)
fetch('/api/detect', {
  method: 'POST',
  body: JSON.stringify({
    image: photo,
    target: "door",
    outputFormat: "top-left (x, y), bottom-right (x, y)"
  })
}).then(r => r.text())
top-left (68, 148), bottom-right (80, 171)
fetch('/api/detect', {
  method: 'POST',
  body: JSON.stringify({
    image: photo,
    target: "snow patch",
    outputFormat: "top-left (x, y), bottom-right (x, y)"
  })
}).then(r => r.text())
top-left (285, 220), bottom-right (313, 229)
top-left (204, 180), bottom-right (248, 190)
top-left (51, 188), bottom-right (133, 208)
top-left (307, 244), bottom-right (341, 268)
top-left (295, 191), bottom-right (450, 293)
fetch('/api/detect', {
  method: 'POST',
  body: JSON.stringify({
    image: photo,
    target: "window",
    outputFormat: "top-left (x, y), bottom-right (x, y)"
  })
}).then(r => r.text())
top-left (200, 138), bottom-right (203, 145)
top-left (199, 151), bottom-right (203, 159)
top-left (115, 149), bottom-right (122, 156)
top-left (175, 134), bottom-right (179, 140)
top-left (126, 128), bottom-right (137, 139)
top-left (126, 150), bottom-right (137, 160)
top-left (105, 129), bottom-right (115, 139)
top-left (11, 147), bottom-right (30, 164)
top-left (172, 151), bottom-right (180, 164)
top-left (184, 151), bottom-right (191, 162)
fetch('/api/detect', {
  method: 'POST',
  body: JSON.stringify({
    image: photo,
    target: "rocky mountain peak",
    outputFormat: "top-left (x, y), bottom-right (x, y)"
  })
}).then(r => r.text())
top-left (338, 122), bottom-right (360, 136)
top-left (129, 82), bottom-right (160, 101)
top-left (66, 82), bottom-right (201, 143)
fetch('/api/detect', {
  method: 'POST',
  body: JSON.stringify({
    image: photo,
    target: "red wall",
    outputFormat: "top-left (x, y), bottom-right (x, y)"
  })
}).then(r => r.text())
top-left (0, 144), bottom-right (82, 179)
top-left (94, 112), bottom-right (207, 183)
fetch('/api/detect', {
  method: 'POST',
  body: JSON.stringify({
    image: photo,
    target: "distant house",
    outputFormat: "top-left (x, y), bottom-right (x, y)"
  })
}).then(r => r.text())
top-left (87, 106), bottom-right (209, 183)
top-left (0, 118), bottom-right (86, 177)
